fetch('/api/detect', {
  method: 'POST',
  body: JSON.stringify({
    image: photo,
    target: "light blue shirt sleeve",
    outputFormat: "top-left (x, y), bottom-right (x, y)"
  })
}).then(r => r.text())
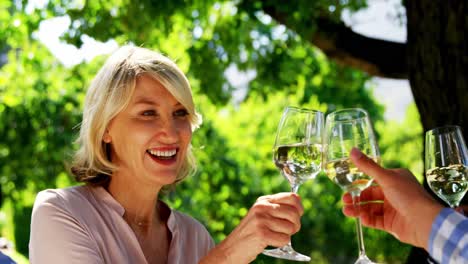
top-left (429, 208), bottom-right (468, 264)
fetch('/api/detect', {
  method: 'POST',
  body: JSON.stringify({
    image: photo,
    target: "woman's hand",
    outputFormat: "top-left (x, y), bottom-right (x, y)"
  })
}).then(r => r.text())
top-left (200, 192), bottom-right (304, 264)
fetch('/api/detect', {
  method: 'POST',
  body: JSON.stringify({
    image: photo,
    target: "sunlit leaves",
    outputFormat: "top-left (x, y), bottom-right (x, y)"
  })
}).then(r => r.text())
top-left (377, 104), bottom-right (424, 179)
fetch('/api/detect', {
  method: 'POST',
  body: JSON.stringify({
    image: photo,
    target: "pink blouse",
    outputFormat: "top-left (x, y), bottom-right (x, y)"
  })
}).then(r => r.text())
top-left (29, 185), bottom-right (215, 264)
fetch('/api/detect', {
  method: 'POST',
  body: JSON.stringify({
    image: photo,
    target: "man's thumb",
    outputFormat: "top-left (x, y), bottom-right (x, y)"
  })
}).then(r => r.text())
top-left (350, 148), bottom-right (389, 185)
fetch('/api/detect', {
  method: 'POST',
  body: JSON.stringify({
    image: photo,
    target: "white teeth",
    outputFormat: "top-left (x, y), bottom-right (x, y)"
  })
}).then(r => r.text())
top-left (148, 149), bottom-right (177, 157)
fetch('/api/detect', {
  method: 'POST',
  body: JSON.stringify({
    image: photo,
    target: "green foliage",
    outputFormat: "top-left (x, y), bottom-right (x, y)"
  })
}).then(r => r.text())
top-left (377, 103), bottom-right (424, 180)
top-left (0, 0), bottom-right (419, 263)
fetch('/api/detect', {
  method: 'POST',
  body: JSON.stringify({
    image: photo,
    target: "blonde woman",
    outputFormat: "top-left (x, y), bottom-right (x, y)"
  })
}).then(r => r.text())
top-left (29, 46), bottom-right (304, 264)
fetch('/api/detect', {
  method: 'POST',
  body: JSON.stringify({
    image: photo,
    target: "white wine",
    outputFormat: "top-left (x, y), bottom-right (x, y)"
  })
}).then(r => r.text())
top-left (426, 164), bottom-right (468, 207)
top-left (274, 143), bottom-right (322, 185)
top-left (325, 157), bottom-right (378, 194)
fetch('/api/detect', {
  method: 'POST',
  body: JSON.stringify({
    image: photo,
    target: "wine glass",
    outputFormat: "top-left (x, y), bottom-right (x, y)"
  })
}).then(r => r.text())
top-left (425, 125), bottom-right (468, 208)
top-left (262, 106), bottom-right (324, 262)
top-left (323, 108), bottom-right (379, 264)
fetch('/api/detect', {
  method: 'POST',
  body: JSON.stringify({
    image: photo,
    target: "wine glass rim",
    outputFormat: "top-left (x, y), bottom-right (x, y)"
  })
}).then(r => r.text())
top-left (285, 106), bottom-right (323, 114)
top-left (426, 125), bottom-right (462, 135)
top-left (326, 108), bottom-right (369, 122)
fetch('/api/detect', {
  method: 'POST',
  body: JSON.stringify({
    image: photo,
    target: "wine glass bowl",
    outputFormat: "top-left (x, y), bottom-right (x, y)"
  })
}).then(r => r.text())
top-left (324, 108), bottom-right (379, 195)
top-left (262, 106), bottom-right (324, 262)
top-left (323, 108), bottom-right (379, 264)
top-left (425, 125), bottom-right (468, 208)
top-left (274, 142), bottom-right (322, 187)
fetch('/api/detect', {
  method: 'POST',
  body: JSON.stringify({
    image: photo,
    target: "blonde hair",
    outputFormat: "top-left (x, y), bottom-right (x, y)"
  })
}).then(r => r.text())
top-left (71, 45), bottom-right (202, 187)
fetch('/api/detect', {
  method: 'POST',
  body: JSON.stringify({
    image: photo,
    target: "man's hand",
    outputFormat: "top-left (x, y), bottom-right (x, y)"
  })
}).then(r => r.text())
top-left (342, 148), bottom-right (444, 250)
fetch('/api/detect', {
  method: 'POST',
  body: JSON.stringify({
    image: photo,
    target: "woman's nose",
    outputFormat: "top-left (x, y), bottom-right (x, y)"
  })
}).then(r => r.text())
top-left (159, 118), bottom-right (178, 142)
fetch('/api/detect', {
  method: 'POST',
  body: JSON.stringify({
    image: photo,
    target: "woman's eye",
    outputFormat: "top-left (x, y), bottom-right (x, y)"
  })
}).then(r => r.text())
top-left (174, 109), bottom-right (189, 117)
top-left (142, 110), bottom-right (156, 116)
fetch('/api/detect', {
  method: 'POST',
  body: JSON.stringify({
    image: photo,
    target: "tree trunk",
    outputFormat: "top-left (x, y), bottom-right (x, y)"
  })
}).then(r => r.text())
top-left (406, 0), bottom-right (468, 137)
top-left (405, 0), bottom-right (467, 262)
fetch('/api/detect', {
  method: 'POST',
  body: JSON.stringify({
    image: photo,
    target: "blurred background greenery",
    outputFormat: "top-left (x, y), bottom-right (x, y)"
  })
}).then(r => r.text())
top-left (1, 0), bottom-right (448, 263)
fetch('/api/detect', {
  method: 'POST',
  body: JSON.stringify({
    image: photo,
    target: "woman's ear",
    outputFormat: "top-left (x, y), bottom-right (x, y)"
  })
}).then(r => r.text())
top-left (103, 130), bottom-right (112, 143)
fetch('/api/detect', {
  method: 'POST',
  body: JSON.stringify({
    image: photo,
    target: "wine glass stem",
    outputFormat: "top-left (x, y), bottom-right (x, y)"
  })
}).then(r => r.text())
top-left (352, 193), bottom-right (367, 257)
top-left (291, 183), bottom-right (299, 194)
top-left (284, 183), bottom-right (300, 249)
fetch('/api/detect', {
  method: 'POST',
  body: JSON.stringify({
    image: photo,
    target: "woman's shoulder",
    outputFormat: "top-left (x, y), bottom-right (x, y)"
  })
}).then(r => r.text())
top-left (33, 185), bottom-right (97, 214)
top-left (31, 185), bottom-right (112, 240)
top-left (35, 185), bottom-right (91, 203)
top-left (30, 186), bottom-right (107, 262)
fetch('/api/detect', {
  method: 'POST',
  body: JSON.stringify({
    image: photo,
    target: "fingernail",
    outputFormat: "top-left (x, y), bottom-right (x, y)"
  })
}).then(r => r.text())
top-left (351, 147), bottom-right (363, 159)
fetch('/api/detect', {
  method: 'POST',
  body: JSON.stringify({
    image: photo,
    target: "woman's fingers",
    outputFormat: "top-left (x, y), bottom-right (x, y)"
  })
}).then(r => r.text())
top-left (252, 197), bottom-right (302, 233)
top-left (239, 209), bottom-right (295, 247)
top-left (265, 213), bottom-right (301, 236)
top-left (246, 192), bottom-right (305, 248)
top-left (257, 192), bottom-right (304, 215)
top-left (256, 225), bottom-right (291, 248)
top-left (213, 193), bottom-right (306, 262)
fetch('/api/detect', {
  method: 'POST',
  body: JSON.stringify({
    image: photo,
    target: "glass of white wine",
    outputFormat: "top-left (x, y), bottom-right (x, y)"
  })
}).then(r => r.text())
top-left (425, 125), bottom-right (468, 208)
top-left (262, 106), bottom-right (324, 262)
top-left (323, 108), bottom-right (379, 264)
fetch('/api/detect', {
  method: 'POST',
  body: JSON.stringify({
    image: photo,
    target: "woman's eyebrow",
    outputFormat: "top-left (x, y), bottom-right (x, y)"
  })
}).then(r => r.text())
top-left (132, 97), bottom-right (183, 108)
top-left (132, 96), bottom-right (159, 106)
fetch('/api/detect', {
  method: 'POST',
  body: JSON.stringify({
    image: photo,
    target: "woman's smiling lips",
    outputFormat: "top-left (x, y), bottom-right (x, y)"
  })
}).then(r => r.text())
top-left (147, 147), bottom-right (178, 165)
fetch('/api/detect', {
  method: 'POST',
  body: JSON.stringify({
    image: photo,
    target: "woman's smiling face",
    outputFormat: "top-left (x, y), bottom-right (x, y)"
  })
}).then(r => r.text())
top-left (105, 74), bottom-right (192, 187)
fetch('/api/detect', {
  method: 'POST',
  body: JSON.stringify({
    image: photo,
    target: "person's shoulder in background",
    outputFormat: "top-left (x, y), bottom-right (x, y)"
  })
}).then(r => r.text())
top-left (0, 237), bottom-right (16, 264)
top-left (0, 252), bottom-right (15, 264)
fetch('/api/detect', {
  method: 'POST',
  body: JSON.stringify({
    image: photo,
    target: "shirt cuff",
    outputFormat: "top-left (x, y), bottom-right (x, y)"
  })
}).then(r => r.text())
top-left (429, 208), bottom-right (453, 250)
top-left (428, 208), bottom-right (467, 263)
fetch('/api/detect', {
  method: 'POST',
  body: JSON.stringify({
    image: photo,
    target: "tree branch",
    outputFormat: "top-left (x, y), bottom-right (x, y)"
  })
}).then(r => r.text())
top-left (263, 7), bottom-right (408, 79)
